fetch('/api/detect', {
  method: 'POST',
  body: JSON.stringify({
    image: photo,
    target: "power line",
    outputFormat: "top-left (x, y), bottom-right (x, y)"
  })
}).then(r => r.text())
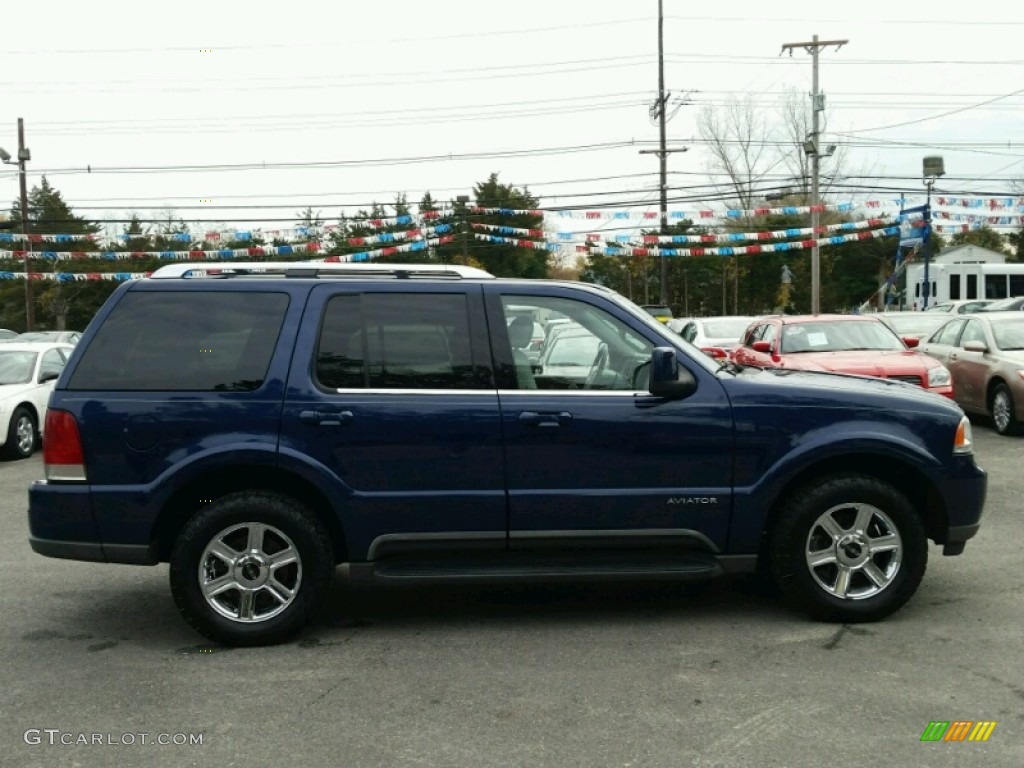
top-left (840, 86), bottom-right (1024, 134)
top-left (25, 140), bottom-right (645, 177)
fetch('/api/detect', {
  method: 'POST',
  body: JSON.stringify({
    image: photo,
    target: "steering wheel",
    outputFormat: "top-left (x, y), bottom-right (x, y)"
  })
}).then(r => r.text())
top-left (583, 342), bottom-right (610, 389)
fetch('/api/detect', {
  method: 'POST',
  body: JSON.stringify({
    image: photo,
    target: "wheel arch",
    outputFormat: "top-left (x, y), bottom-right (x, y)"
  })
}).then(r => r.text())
top-left (757, 452), bottom-right (947, 567)
top-left (986, 376), bottom-right (1011, 409)
top-left (153, 465), bottom-right (349, 564)
top-left (9, 401), bottom-right (40, 427)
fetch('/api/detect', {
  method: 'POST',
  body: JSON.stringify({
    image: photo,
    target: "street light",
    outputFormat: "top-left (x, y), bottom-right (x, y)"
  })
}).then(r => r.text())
top-left (922, 155), bottom-right (944, 310)
top-left (1, 118), bottom-right (33, 330)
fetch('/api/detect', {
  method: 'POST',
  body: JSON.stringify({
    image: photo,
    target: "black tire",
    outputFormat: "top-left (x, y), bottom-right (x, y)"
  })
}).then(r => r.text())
top-left (769, 474), bottom-right (927, 623)
top-left (169, 491), bottom-right (334, 646)
top-left (990, 383), bottom-right (1020, 436)
top-left (2, 406), bottom-right (37, 460)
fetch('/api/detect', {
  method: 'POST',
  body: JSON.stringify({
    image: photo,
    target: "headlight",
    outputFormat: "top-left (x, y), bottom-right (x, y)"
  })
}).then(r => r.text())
top-left (928, 365), bottom-right (951, 387)
top-left (953, 415), bottom-right (973, 455)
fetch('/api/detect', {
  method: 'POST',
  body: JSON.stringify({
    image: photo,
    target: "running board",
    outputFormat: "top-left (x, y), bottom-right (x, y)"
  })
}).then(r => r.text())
top-left (370, 552), bottom-right (723, 585)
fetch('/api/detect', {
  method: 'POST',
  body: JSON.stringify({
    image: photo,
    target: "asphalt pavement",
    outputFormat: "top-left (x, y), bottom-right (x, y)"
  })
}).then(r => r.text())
top-left (0, 419), bottom-right (1021, 768)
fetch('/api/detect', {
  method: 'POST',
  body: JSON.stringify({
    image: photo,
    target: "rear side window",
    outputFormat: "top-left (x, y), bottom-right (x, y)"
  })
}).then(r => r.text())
top-left (316, 293), bottom-right (478, 390)
top-left (68, 291), bottom-right (289, 391)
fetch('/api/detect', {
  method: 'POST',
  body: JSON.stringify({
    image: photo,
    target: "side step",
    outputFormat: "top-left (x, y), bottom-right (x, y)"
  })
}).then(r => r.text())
top-left (370, 551), bottom-right (723, 585)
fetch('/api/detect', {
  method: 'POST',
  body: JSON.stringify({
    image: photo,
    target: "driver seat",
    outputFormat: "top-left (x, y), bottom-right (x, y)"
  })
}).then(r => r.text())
top-left (507, 316), bottom-right (537, 389)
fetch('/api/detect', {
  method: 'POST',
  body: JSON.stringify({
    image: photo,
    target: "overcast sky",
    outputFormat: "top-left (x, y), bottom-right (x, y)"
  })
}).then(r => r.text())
top-left (2, 0), bottom-right (1023, 236)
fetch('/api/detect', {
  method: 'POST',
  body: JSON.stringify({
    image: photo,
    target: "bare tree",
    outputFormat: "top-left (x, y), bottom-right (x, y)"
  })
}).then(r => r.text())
top-left (697, 97), bottom-right (776, 211)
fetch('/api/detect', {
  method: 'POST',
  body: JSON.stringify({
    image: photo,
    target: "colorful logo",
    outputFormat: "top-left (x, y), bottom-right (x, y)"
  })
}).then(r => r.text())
top-left (920, 721), bottom-right (996, 742)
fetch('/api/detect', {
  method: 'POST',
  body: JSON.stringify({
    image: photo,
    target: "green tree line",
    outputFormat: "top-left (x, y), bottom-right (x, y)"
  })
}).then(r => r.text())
top-left (1, 174), bottom-right (1018, 332)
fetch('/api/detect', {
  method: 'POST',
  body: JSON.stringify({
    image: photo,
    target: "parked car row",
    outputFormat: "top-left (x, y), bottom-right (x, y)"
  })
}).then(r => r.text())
top-left (668, 307), bottom-right (1023, 438)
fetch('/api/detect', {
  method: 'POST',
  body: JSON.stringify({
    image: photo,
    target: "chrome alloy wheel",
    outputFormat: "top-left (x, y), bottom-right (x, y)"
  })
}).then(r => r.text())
top-left (15, 414), bottom-right (34, 455)
top-left (993, 389), bottom-right (1012, 433)
top-left (804, 502), bottom-right (903, 600)
top-left (198, 523), bottom-right (302, 623)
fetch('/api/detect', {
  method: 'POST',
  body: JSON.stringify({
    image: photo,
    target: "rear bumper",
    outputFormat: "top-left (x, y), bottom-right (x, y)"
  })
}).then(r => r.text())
top-left (28, 480), bottom-right (159, 565)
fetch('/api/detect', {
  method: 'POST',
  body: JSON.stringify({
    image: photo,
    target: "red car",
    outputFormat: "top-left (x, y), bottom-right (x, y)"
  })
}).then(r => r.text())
top-left (733, 314), bottom-right (954, 398)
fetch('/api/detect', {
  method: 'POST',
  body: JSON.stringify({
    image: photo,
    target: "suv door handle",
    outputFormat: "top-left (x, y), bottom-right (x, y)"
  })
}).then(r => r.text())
top-left (518, 411), bottom-right (572, 428)
top-left (299, 409), bottom-right (354, 426)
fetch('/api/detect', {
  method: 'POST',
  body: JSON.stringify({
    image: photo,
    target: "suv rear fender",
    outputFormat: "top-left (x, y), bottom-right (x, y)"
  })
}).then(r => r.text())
top-left (152, 448), bottom-right (352, 563)
top-left (729, 429), bottom-right (952, 555)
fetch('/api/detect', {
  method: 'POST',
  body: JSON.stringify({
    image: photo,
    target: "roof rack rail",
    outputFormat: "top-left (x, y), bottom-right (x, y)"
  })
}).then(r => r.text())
top-left (148, 262), bottom-right (495, 280)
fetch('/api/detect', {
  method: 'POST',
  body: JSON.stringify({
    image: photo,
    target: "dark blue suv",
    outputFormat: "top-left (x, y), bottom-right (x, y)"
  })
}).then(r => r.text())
top-left (29, 262), bottom-right (987, 645)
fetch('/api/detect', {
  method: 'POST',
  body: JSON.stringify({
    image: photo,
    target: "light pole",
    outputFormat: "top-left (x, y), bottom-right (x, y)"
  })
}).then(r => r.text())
top-left (922, 156), bottom-right (944, 311)
top-left (0, 119), bottom-right (33, 330)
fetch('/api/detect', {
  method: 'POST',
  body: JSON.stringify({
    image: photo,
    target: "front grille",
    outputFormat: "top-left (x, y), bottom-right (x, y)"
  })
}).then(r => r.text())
top-left (889, 374), bottom-right (924, 387)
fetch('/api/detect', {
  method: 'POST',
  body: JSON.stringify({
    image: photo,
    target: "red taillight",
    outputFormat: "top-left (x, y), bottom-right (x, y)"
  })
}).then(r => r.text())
top-left (701, 346), bottom-right (728, 359)
top-left (43, 409), bottom-right (87, 482)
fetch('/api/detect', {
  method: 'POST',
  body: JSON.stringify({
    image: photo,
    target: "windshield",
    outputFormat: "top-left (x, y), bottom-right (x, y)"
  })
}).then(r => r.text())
top-left (780, 321), bottom-right (904, 353)
top-left (984, 297), bottom-right (1023, 311)
top-left (992, 317), bottom-right (1024, 350)
top-left (546, 334), bottom-right (600, 367)
top-left (883, 315), bottom-right (947, 335)
top-left (16, 333), bottom-right (55, 342)
top-left (0, 351), bottom-right (37, 385)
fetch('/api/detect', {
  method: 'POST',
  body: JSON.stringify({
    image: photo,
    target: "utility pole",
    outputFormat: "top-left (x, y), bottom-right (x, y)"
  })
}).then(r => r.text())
top-left (15, 120), bottom-right (34, 330)
top-left (781, 35), bottom-right (847, 315)
top-left (640, 0), bottom-right (688, 307)
top-left (456, 194), bottom-right (470, 265)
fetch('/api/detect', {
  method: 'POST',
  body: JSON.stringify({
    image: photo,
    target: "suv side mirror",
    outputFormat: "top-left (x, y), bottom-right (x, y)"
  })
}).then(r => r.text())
top-left (963, 340), bottom-right (988, 353)
top-left (752, 340), bottom-right (772, 353)
top-left (649, 347), bottom-right (696, 399)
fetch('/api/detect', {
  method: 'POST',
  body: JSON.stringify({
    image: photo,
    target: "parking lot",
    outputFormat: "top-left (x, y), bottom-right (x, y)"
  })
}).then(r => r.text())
top-left (1, 420), bottom-right (1021, 768)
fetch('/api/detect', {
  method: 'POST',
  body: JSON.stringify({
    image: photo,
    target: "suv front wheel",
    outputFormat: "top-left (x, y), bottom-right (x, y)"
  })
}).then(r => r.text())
top-left (769, 474), bottom-right (927, 622)
top-left (169, 491), bottom-right (334, 646)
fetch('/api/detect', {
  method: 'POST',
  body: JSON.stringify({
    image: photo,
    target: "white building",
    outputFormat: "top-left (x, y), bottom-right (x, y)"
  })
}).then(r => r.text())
top-left (905, 244), bottom-right (1024, 309)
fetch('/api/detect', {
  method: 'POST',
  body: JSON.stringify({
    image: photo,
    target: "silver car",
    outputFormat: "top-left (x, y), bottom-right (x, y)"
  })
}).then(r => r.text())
top-left (917, 311), bottom-right (1024, 435)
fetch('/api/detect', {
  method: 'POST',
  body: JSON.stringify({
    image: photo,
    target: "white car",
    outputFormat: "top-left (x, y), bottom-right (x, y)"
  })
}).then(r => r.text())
top-left (669, 316), bottom-right (762, 360)
top-left (0, 342), bottom-right (74, 460)
top-left (923, 299), bottom-right (993, 314)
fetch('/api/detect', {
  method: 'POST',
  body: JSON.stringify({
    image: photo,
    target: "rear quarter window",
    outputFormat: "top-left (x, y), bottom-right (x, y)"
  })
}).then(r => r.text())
top-left (67, 291), bottom-right (289, 391)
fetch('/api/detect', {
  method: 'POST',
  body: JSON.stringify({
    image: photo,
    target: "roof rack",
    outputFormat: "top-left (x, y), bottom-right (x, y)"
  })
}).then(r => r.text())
top-left (148, 262), bottom-right (495, 280)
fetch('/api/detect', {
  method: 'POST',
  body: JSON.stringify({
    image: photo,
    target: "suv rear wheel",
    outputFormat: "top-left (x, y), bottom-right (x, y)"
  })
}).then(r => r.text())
top-left (769, 474), bottom-right (927, 622)
top-left (169, 491), bottom-right (334, 646)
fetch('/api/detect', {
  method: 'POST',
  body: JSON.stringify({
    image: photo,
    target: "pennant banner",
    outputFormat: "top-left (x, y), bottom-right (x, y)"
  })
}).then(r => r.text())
top-left (585, 225), bottom-right (901, 258)
top-left (0, 242), bottom-right (326, 261)
top-left (472, 235), bottom-right (560, 251)
top-left (320, 235), bottom-right (456, 263)
top-left (931, 211), bottom-right (1023, 228)
top-left (472, 216), bottom-right (922, 245)
top-left (345, 224), bottom-right (450, 247)
top-left (0, 271), bottom-right (146, 282)
top-left (473, 202), bottom-right (859, 220)
top-left (934, 197), bottom-right (1024, 212)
